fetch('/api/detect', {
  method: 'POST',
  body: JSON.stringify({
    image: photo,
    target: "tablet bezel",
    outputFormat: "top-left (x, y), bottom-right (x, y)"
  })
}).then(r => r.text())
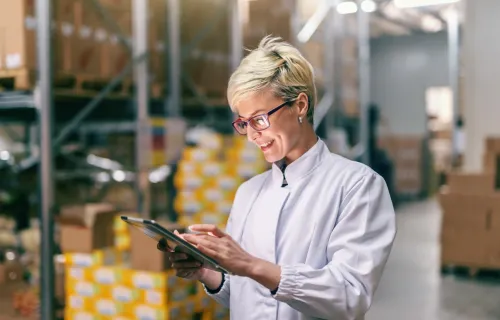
top-left (121, 216), bottom-right (230, 274)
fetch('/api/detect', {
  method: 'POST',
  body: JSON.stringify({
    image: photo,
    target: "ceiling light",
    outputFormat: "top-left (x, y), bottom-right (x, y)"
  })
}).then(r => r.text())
top-left (361, 0), bottom-right (377, 13)
top-left (112, 170), bottom-right (126, 182)
top-left (337, 1), bottom-right (358, 14)
top-left (421, 15), bottom-right (444, 32)
top-left (394, 0), bottom-right (460, 8)
top-left (0, 151), bottom-right (10, 161)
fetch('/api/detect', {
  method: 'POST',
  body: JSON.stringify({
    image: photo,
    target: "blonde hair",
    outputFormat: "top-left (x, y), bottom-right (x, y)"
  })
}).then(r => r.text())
top-left (227, 36), bottom-right (317, 124)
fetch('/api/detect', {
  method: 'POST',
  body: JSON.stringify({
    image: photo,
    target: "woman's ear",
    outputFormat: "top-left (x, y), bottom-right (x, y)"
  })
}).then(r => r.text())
top-left (296, 92), bottom-right (309, 118)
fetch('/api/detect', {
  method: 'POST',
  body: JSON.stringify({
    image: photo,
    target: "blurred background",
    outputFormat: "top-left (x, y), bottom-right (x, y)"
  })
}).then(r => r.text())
top-left (0, 0), bottom-right (499, 319)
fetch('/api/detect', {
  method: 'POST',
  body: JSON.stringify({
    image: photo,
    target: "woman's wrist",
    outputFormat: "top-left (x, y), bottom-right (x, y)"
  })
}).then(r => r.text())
top-left (247, 258), bottom-right (282, 291)
top-left (199, 268), bottom-right (223, 291)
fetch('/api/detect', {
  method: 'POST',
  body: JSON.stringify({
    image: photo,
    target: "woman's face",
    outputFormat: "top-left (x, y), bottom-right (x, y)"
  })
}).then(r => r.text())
top-left (235, 89), bottom-right (308, 163)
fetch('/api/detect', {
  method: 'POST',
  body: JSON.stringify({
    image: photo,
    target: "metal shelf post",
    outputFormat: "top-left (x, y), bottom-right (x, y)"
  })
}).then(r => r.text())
top-left (167, 0), bottom-right (181, 117)
top-left (36, 0), bottom-right (55, 318)
top-left (133, 0), bottom-right (151, 217)
top-left (357, 0), bottom-right (371, 166)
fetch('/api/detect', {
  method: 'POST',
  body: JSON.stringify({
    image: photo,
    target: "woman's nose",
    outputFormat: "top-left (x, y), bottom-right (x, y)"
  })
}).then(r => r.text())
top-left (247, 126), bottom-right (261, 141)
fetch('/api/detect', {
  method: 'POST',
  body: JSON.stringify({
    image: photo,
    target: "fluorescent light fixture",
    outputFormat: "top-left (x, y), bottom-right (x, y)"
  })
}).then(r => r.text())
top-left (361, 0), bottom-right (377, 12)
top-left (112, 170), bottom-right (126, 182)
top-left (421, 15), bottom-right (444, 32)
top-left (337, 1), bottom-right (358, 14)
top-left (297, 1), bottom-right (331, 43)
top-left (394, 0), bottom-right (460, 8)
top-left (0, 150), bottom-right (10, 161)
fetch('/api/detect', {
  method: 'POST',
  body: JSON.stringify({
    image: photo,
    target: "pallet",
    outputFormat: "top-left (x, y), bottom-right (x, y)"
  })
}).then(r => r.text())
top-left (441, 264), bottom-right (500, 281)
top-left (0, 68), bottom-right (76, 91)
top-left (0, 68), bottom-right (133, 99)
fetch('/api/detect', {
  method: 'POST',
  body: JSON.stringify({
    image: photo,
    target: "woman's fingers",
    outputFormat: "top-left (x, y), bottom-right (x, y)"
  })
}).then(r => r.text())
top-left (189, 224), bottom-right (226, 237)
top-left (172, 261), bottom-right (202, 269)
top-left (169, 253), bottom-right (188, 261)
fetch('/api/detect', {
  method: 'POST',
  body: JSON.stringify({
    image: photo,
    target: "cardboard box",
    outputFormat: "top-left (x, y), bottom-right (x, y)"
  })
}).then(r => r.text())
top-left (59, 203), bottom-right (117, 253)
top-left (125, 269), bottom-right (178, 291)
top-left (485, 137), bottom-right (500, 153)
top-left (0, 0), bottom-right (37, 72)
top-left (446, 172), bottom-right (496, 195)
top-left (130, 220), bottom-right (184, 272)
top-left (0, 261), bottom-right (23, 284)
top-left (439, 192), bottom-right (500, 267)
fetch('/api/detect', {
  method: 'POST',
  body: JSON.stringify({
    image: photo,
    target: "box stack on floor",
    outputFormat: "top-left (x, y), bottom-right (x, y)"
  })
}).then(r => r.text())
top-left (174, 133), bottom-right (268, 230)
top-left (378, 135), bottom-right (425, 198)
top-left (439, 137), bottom-right (500, 272)
top-left (58, 204), bottom-right (218, 319)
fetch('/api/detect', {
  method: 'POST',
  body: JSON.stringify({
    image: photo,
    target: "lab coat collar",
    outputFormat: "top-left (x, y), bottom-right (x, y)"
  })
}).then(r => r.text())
top-left (271, 138), bottom-right (327, 187)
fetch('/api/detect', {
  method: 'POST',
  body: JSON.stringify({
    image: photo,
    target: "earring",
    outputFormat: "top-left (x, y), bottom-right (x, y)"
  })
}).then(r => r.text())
top-left (298, 117), bottom-right (303, 124)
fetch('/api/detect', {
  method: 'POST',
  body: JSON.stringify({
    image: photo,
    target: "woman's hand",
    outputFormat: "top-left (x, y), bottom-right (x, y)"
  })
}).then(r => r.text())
top-left (157, 230), bottom-right (225, 290)
top-left (157, 230), bottom-right (207, 281)
top-left (182, 224), bottom-right (257, 277)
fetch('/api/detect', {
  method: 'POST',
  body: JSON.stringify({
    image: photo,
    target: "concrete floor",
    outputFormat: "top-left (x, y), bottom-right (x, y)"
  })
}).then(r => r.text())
top-left (366, 199), bottom-right (500, 320)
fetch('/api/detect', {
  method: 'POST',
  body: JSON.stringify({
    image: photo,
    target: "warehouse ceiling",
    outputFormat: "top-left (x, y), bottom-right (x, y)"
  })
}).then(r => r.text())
top-left (367, 0), bottom-right (463, 37)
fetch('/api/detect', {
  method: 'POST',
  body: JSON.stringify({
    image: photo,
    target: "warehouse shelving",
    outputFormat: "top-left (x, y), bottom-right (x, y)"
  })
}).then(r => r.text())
top-left (0, 0), bottom-right (373, 318)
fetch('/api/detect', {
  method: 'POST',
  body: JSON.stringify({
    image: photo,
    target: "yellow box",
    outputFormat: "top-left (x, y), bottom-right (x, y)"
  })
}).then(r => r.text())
top-left (114, 233), bottom-right (131, 251)
top-left (174, 193), bottom-right (205, 215)
top-left (195, 188), bottom-right (235, 203)
top-left (208, 175), bottom-right (241, 190)
top-left (64, 252), bottom-right (104, 268)
top-left (66, 280), bottom-right (102, 298)
top-left (90, 298), bottom-right (127, 317)
top-left (195, 295), bottom-right (213, 312)
top-left (66, 266), bottom-right (93, 282)
top-left (192, 212), bottom-right (229, 227)
top-left (66, 295), bottom-right (94, 312)
top-left (183, 147), bottom-right (218, 162)
top-left (177, 215), bottom-right (196, 228)
top-left (65, 248), bottom-right (128, 268)
top-left (125, 269), bottom-right (177, 291)
top-left (90, 266), bottom-right (127, 285)
top-left (174, 172), bottom-right (206, 190)
top-left (64, 310), bottom-right (100, 320)
top-left (65, 309), bottom-right (133, 320)
top-left (100, 284), bottom-right (141, 304)
top-left (126, 304), bottom-right (172, 320)
top-left (113, 214), bottom-right (132, 233)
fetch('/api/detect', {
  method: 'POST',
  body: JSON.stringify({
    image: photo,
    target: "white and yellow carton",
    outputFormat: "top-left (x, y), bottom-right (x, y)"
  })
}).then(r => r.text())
top-left (125, 269), bottom-right (179, 291)
top-left (100, 284), bottom-right (141, 304)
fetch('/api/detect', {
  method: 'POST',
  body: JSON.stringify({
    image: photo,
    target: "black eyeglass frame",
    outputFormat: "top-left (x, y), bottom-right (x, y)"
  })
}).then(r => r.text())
top-left (232, 100), bottom-right (295, 135)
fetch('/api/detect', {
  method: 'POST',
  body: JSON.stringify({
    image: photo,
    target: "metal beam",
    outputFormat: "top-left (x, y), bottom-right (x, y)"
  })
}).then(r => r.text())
top-left (133, 0), bottom-right (151, 217)
top-left (447, 8), bottom-right (460, 166)
top-left (89, 0), bottom-right (132, 53)
top-left (357, 0), bottom-right (371, 166)
top-left (55, 53), bottom-right (147, 146)
top-left (230, 0), bottom-right (243, 72)
top-left (167, 0), bottom-right (181, 117)
top-left (36, 0), bottom-right (54, 318)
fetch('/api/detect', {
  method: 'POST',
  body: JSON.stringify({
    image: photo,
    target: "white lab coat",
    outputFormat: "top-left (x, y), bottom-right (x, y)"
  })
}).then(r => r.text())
top-left (205, 139), bottom-right (396, 320)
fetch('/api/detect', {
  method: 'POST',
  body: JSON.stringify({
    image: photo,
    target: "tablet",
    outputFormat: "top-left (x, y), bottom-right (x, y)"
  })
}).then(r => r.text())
top-left (121, 216), bottom-right (230, 274)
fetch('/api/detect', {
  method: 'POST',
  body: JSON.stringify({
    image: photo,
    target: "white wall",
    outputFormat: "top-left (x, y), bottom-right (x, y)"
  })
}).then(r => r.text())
top-left (463, 0), bottom-right (500, 171)
top-left (370, 32), bottom-right (449, 136)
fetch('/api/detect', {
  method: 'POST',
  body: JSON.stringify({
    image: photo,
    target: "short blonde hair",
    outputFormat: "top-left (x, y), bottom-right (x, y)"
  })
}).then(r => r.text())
top-left (227, 36), bottom-right (317, 124)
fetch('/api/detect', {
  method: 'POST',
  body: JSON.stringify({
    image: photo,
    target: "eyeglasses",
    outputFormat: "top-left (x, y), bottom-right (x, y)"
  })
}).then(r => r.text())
top-left (232, 100), bottom-right (294, 135)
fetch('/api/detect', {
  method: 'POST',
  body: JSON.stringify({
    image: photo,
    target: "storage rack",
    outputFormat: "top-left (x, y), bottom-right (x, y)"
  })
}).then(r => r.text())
top-left (0, 0), bottom-right (376, 318)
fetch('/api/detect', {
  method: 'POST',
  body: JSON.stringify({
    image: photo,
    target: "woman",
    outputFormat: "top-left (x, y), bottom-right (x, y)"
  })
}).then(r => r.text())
top-left (159, 36), bottom-right (396, 320)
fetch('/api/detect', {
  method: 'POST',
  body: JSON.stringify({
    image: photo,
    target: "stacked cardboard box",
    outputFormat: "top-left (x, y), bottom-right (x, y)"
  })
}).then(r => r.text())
top-left (63, 250), bottom-right (211, 319)
top-left (378, 135), bottom-right (424, 196)
top-left (60, 210), bottom-right (216, 319)
top-left (174, 135), bottom-right (268, 230)
top-left (0, 0), bottom-right (228, 97)
top-left (439, 137), bottom-right (500, 269)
